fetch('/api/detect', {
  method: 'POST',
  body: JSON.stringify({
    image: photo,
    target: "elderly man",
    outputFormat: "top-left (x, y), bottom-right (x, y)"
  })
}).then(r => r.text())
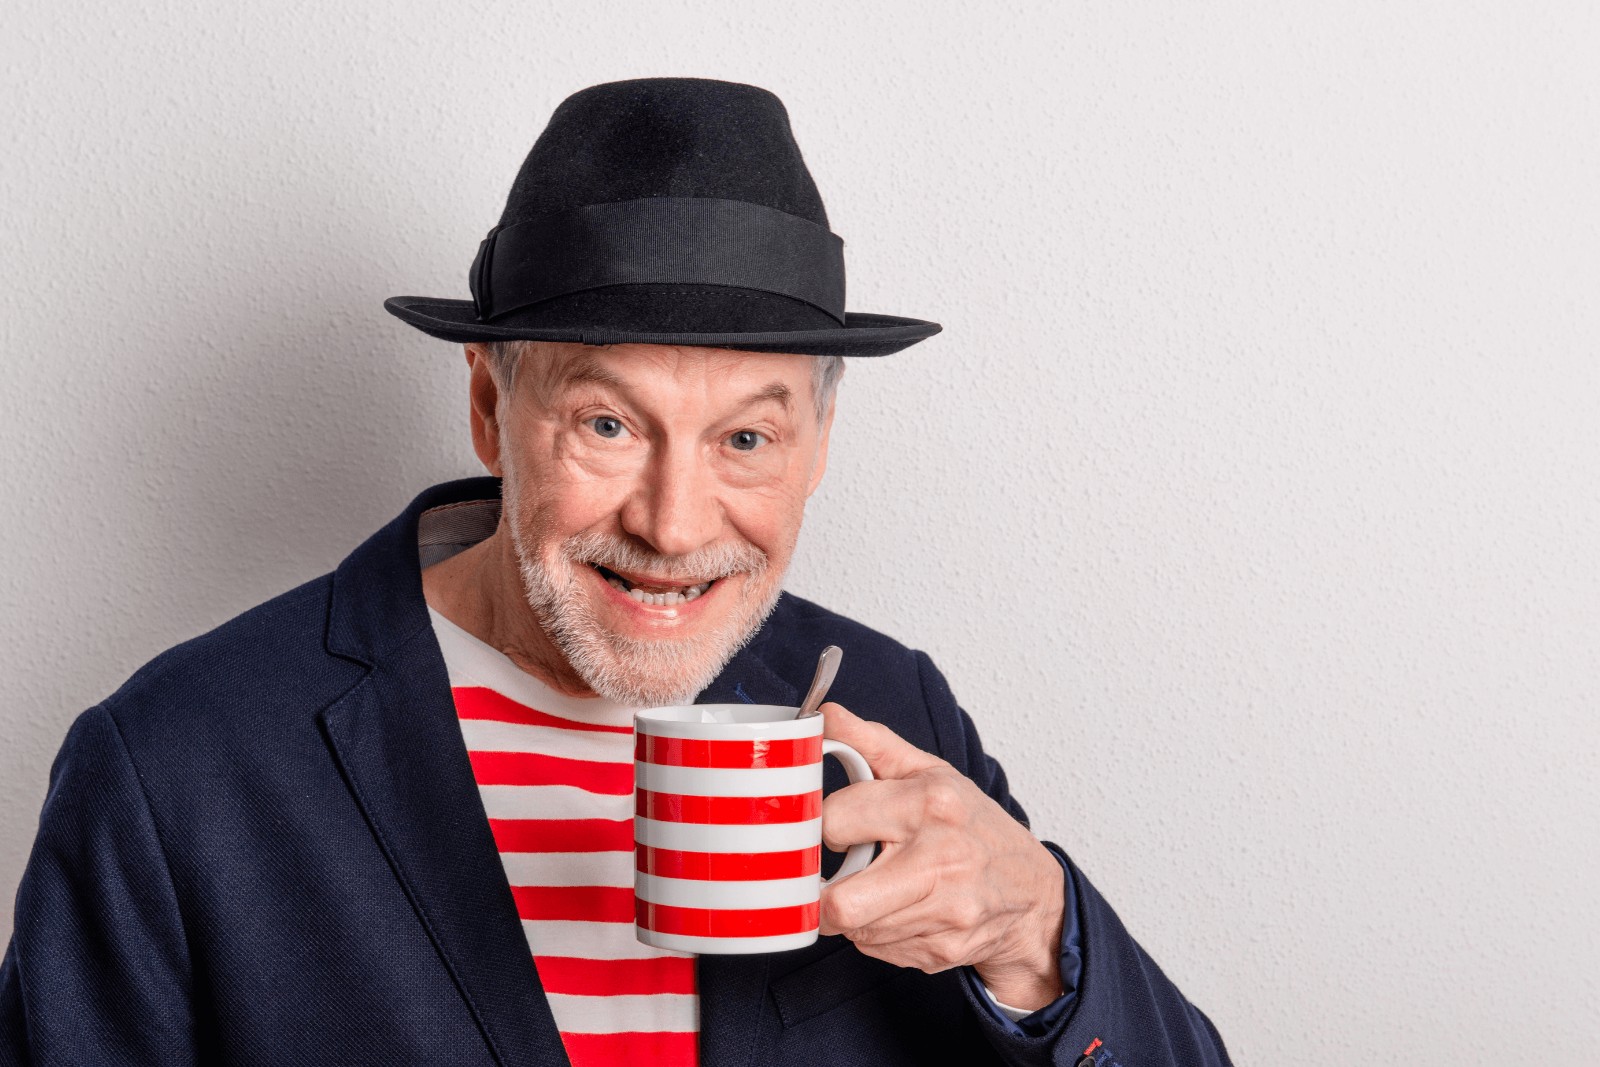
top-left (0, 79), bottom-right (1230, 1066)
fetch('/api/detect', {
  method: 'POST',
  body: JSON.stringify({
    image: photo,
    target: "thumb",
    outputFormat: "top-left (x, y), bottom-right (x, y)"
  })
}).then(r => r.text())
top-left (820, 701), bottom-right (945, 780)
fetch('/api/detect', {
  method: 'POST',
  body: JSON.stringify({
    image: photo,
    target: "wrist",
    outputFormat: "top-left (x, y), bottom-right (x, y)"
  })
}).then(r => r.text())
top-left (975, 966), bottom-right (1062, 1014)
top-left (973, 847), bottom-right (1066, 1011)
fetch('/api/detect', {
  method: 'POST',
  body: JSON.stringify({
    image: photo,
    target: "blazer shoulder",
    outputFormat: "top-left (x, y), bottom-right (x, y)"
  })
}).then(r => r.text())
top-left (763, 592), bottom-right (962, 752)
top-left (767, 590), bottom-right (922, 671)
top-left (97, 572), bottom-right (362, 748)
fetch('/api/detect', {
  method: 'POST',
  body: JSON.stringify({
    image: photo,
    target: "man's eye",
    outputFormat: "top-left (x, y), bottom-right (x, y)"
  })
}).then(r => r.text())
top-left (586, 416), bottom-right (628, 440)
top-left (728, 430), bottom-right (769, 452)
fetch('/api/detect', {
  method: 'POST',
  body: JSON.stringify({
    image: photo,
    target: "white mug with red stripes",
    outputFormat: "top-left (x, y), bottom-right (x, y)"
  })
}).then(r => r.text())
top-left (632, 704), bottom-right (876, 954)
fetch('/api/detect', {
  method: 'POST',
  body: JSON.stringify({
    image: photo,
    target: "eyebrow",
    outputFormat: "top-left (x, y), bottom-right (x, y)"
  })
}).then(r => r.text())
top-left (740, 382), bottom-right (794, 412)
top-left (557, 355), bottom-right (627, 392)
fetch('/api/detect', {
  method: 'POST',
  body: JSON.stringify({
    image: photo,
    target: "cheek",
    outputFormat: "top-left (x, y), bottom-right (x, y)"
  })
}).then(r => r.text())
top-left (507, 431), bottom-right (636, 530)
top-left (722, 473), bottom-right (810, 562)
top-left (560, 438), bottom-right (644, 483)
top-left (537, 481), bottom-right (621, 536)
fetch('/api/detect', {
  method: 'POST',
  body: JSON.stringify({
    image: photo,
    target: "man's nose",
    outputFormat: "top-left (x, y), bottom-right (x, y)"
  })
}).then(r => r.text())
top-left (621, 443), bottom-right (723, 558)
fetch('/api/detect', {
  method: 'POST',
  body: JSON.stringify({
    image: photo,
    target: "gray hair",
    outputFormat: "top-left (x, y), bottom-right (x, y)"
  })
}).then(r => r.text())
top-left (476, 340), bottom-right (843, 425)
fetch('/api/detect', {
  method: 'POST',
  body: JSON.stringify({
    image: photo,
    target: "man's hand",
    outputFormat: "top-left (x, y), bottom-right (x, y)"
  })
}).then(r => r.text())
top-left (817, 702), bottom-right (1067, 1011)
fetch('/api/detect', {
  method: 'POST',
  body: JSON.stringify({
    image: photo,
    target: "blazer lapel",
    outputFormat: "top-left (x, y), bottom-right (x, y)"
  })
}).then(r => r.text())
top-left (321, 649), bottom-right (569, 1067)
top-left (694, 646), bottom-right (801, 1067)
top-left (320, 478), bottom-right (570, 1067)
top-left (319, 477), bottom-right (823, 1067)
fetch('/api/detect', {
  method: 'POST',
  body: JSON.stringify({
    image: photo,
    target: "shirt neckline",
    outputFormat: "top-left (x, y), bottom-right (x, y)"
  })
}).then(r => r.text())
top-left (426, 605), bottom-right (638, 728)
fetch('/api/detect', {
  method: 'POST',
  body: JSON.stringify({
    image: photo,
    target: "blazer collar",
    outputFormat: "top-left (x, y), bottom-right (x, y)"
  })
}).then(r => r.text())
top-left (324, 476), bottom-right (502, 668)
top-left (321, 477), bottom-right (803, 1067)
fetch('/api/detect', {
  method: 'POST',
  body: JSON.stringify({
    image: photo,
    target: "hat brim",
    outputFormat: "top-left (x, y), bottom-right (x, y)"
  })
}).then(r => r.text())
top-left (384, 296), bottom-right (940, 358)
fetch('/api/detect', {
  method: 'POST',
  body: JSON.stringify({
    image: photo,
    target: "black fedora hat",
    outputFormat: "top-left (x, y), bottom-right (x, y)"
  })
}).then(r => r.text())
top-left (384, 77), bottom-right (940, 358)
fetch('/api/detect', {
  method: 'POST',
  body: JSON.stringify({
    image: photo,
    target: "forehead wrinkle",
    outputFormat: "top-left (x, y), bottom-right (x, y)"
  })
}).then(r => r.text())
top-left (533, 345), bottom-right (803, 425)
top-left (513, 344), bottom-right (623, 410)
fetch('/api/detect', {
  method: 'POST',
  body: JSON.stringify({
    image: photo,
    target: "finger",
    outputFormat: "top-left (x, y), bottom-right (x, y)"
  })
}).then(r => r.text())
top-left (820, 777), bottom-right (927, 850)
top-left (842, 889), bottom-right (993, 948)
top-left (844, 926), bottom-right (993, 975)
top-left (832, 885), bottom-right (1003, 969)
top-left (821, 701), bottom-right (946, 780)
top-left (818, 849), bottom-right (935, 937)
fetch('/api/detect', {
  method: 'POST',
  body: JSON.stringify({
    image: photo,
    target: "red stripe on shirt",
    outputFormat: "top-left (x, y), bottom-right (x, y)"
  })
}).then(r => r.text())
top-left (560, 1031), bottom-right (697, 1065)
top-left (635, 789), bottom-right (820, 824)
top-left (635, 734), bottom-right (821, 768)
top-left (469, 750), bottom-right (632, 794)
top-left (513, 885), bottom-right (635, 923)
top-left (635, 845), bottom-right (821, 880)
top-left (442, 671), bottom-right (696, 1066)
top-left (535, 955), bottom-right (697, 996)
top-left (635, 900), bottom-right (819, 937)
top-left (489, 818), bottom-right (633, 853)
top-left (454, 686), bottom-right (633, 733)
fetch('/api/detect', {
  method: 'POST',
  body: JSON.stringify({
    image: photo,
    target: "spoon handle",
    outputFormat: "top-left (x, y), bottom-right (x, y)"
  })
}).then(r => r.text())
top-left (796, 645), bottom-right (843, 718)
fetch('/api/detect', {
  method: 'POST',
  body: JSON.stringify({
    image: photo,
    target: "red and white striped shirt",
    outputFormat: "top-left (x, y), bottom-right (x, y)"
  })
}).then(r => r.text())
top-left (428, 606), bottom-right (699, 1066)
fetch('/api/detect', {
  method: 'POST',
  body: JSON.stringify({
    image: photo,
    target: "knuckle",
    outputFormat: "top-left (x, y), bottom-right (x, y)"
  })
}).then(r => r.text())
top-left (862, 722), bottom-right (895, 754)
top-left (819, 802), bottom-right (855, 851)
top-left (824, 895), bottom-right (862, 934)
top-left (920, 775), bottom-right (967, 824)
top-left (951, 898), bottom-right (985, 930)
top-left (924, 939), bottom-right (963, 972)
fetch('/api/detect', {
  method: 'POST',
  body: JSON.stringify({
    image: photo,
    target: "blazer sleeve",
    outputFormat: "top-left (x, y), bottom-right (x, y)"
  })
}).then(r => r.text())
top-left (0, 704), bottom-right (200, 1066)
top-left (913, 651), bottom-right (1234, 1067)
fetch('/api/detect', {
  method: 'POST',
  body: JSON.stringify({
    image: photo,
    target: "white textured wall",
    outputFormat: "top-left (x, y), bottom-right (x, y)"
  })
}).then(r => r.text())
top-left (4, 2), bottom-right (1597, 1061)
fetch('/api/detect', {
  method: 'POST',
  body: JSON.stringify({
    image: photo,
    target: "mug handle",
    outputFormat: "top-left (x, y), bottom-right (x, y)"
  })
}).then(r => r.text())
top-left (819, 739), bottom-right (876, 886)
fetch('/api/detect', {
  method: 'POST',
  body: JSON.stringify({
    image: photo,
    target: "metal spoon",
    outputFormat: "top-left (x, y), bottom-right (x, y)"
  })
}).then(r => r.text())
top-left (795, 645), bottom-right (843, 718)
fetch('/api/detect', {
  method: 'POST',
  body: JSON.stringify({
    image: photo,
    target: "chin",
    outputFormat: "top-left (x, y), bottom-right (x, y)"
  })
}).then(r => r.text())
top-left (552, 631), bottom-right (741, 708)
top-left (530, 569), bottom-right (784, 708)
top-left (505, 509), bottom-right (790, 705)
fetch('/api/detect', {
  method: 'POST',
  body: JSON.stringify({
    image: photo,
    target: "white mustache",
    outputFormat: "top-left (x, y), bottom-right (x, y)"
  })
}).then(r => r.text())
top-left (560, 532), bottom-right (767, 583)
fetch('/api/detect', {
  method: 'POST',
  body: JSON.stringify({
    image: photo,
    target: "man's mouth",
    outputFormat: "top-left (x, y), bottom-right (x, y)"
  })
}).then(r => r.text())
top-left (588, 563), bottom-right (717, 606)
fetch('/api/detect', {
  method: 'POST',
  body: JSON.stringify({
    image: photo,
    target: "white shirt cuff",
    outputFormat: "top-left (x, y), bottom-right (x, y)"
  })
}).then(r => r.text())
top-left (977, 975), bottom-right (1034, 1022)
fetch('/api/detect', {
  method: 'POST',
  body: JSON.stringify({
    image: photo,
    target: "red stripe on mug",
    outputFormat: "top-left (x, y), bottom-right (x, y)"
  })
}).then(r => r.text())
top-left (635, 900), bottom-right (820, 937)
top-left (635, 789), bottom-right (820, 825)
top-left (634, 734), bottom-right (823, 769)
top-left (635, 845), bottom-right (822, 881)
top-left (469, 751), bottom-right (632, 794)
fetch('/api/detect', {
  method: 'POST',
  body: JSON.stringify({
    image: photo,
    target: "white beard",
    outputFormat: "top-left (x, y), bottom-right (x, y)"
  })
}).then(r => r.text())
top-left (500, 458), bottom-right (786, 707)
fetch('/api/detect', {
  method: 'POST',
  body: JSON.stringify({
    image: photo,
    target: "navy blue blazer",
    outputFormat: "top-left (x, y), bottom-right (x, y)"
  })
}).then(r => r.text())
top-left (1, 478), bottom-right (1231, 1066)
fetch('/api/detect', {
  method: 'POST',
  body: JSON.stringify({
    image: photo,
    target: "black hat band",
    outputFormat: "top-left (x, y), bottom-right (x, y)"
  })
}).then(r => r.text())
top-left (469, 197), bottom-right (847, 325)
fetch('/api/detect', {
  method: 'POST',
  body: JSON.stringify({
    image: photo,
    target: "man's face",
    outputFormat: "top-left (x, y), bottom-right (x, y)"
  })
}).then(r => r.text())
top-left (472, 342), bottom-right (833, 706)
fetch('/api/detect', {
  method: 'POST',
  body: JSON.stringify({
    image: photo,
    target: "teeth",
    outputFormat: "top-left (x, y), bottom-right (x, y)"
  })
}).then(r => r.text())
top-left (598, 568), bottom-right (715, 606)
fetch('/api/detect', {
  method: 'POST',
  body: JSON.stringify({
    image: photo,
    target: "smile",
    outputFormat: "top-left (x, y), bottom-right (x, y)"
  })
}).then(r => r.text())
top-left (588, 563), bottom-right (716, 606)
